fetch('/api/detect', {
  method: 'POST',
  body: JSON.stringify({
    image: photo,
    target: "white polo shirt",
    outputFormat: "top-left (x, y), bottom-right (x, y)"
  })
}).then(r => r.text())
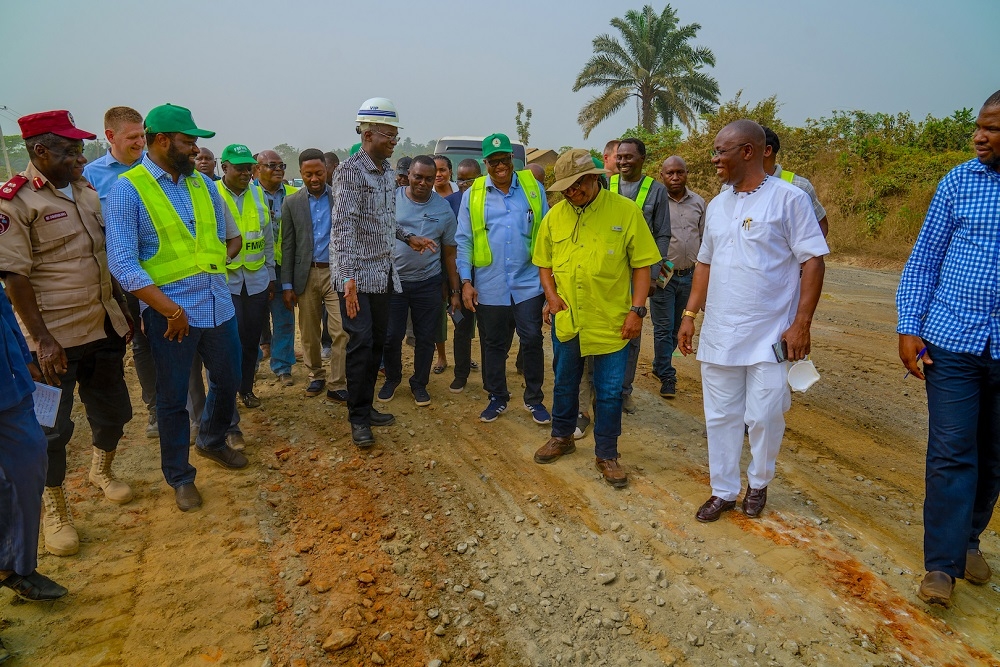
top-left (696, 176), bottom-right (829, 366)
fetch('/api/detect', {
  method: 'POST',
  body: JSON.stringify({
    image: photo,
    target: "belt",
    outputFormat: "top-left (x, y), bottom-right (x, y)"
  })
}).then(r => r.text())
top-left (673, 267), bottom-right (693, 277)
top-left (311, 262), bottom-right (329, 268)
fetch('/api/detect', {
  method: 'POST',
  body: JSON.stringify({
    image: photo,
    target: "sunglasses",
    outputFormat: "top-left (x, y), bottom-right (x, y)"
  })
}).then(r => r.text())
top-left (260, 162), bottom-right (286, 171)
top-left (485, 155), bottom-right (512, 168)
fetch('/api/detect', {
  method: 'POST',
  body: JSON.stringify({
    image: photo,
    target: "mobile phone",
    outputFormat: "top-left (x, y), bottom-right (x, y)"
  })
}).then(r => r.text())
top-left (450, 307), bottom-right (465, 326)
top-left (772, 341), bottom-right (788, 363)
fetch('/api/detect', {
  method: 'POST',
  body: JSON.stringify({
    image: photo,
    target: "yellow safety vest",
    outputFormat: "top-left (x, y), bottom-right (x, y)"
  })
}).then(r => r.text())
top-left (467, 170), bottom-right (543, 268)
top-left (610, 174), bottom-right (653, 210)
top-left (217, 182), bottom-right (268, 271)
top-left (122, 165), bottom-right (226, 286)
top-left (271, 183), bottom-right (298, 265)
top-left (779, 169), bottom-right (795, 184)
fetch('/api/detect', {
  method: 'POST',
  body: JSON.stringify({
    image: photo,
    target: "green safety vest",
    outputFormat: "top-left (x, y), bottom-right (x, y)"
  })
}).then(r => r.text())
top-left (779, 169), bottom-right (795, 184)
top-left (217, 181), bottom-right (268, 271)
top-left (122, 165), bottom-right (226, 286)
top-left (271, 183), bottom-right (298, 265)
top-left (610, 174), bottom-right (653, 210)
top-left (467, 170), bottom-right (543, 268)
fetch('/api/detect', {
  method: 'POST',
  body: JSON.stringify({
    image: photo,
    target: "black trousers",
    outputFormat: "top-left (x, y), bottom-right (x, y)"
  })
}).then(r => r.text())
top-left (232, 285), bottom-right (270, 395)
top-left (35, 319), bottom-right (132, 487)
top-left (475, 293), bottom-right (545, 405)
top-left (453, 302), bottom-right (477, 382)
top-left (340, 289), bottom-right (391, 425)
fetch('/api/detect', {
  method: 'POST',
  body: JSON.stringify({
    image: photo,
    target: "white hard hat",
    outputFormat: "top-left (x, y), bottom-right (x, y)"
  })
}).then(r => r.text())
top-left (356, 97), bottom-right (402, 128)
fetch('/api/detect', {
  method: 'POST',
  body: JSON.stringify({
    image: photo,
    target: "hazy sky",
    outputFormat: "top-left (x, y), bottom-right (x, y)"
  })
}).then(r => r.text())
top-left (1, 0), bottom-right (995, 157)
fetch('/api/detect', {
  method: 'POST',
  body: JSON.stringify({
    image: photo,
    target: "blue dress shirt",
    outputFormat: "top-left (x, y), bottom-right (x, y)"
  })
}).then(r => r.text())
top-left (83, 150), bottom-right (144, 218)
top-left (310, 185), bottom-right (333, 264)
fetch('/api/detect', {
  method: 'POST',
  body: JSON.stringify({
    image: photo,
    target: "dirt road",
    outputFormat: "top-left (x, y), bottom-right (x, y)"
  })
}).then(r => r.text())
top-left (2, 264), bottom-right (999, 666)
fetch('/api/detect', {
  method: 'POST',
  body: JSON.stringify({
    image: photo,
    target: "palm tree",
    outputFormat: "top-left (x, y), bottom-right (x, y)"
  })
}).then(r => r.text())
top-left (573, 4), bottom-right (720, 138)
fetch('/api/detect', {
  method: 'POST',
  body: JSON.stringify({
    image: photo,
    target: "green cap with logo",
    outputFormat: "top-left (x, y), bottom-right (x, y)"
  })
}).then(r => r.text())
top-left (482, 133), bottom-right (512, 159)
top-left (220, 143), bottom-right (256, 165)
top-left (144, 103), bottom-right (215, 138)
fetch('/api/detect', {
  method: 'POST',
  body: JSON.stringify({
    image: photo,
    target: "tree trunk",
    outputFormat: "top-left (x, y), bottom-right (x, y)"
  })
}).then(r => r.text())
top-left (640, 93), bottom-right (655, 133)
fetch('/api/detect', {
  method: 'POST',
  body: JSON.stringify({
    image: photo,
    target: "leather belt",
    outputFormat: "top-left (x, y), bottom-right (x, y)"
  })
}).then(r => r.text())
top-left (673, 267), bottom-right (693, 277)
top-left (310, 262), bottom-right (330, 268)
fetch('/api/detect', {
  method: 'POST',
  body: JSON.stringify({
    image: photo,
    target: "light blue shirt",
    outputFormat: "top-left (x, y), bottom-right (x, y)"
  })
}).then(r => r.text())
top-left (83, 150), bottom-right (144, 218)
top-left (105, 155), bottom-right (235, 328)
top-left (394, 188), bottom-right (456, 282)
top-left (455, 172), bottom-right (547, 306)
top-left (310, 185), bottom-right (332, 264)
top-left (220, 182), bottom-right (276, 296)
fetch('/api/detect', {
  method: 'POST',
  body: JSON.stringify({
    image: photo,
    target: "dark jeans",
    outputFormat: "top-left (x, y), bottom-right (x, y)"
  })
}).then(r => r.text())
top-left (551, 329), bottom-right (629, 459)
top-left (453, 304), bottom-right (477, 382)
top-left (260, 262), bottom-right (296, 376)
top-left (340, 289), bottom-right (391, 425)
top-left (144, 311), bottom-right (241, 488)
top-left (650, 271), bottom-right (693, 383)
top-left (0, 394), bottom-right (49, 575)
top-left (126, 292), bottom-right (157, 417)
top-left (476, 293), bottom-right (545, 405)
top-left (232, 286), bottom-right (270, 395)
top-left (923, 342), bottom-right (1000, 578)
top-left (34, 321), bottom-right (132, 487)
top-left (384, 274), bottom-right (442, 390)
top-left (622, 333), bottom-right (641, 396)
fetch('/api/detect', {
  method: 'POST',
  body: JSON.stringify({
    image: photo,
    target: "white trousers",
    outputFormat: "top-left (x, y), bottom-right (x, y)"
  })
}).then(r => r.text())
top-left (701, 361), bottom-right (790, 501)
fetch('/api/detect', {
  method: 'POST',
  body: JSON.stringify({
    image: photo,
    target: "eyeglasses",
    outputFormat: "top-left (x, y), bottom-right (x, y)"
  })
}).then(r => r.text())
top-left (563, 176), bottom-right (588, 195)
top-left (371, 128), bottom-right (400, 143)
top-left (709, 143), bottom-right (750, 158)
top-left (260, 162), bottom-right (286, 171)
top-left (485, 155), bottom-right (512, 168)
top-left (231, 164), bottom-right (255, 173)
top-left (456, 177), bottom-right (478, 187)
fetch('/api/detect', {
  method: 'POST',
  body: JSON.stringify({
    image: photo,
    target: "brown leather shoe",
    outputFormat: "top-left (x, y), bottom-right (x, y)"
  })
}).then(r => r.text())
top-left (965, 549), bottom-right (992, 585)
top-left (174, 483), bottom-right (202, 512)
top-left (533, 436), bottom-right (575, 464)
top-left (595, 458), bottom-right (628, 488)
top-left (742, 486), bottom-right (767, 518)
top-left (696, 496), bottom-right (736, 522)
top-left (918, 571), bottom-right (954, 607)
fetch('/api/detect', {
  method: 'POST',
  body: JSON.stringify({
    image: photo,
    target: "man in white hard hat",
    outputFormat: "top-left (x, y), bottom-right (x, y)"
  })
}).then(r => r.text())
top-left (332, 98), bottom-right (436, 448)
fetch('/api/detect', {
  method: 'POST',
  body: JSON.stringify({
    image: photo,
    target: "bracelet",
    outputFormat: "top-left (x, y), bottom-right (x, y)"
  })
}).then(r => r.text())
top-left (682, 309), bottom-right (698, 320)
top-left (167, 306), bottom-right (184, 321)
top-left (450, 289), bottom-right (461, 295)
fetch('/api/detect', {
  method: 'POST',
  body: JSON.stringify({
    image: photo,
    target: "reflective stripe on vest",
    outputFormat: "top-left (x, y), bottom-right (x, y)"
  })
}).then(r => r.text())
top-left (610, 174), bottom-right (653, 210)
top-left (780, 170), bottom-right (795, 184)
top-left (467, 170), bottom-right (543, 268)
top-left (272, 182), bottom-right (299, 266)
top-left (122, 165), bottom-right (226, 286)
top-left (217, 182), bottom-right (267, 271)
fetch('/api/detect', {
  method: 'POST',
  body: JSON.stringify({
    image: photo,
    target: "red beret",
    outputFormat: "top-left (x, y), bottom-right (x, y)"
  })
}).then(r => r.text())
top-left (18, 110), bottom-right (96, 141)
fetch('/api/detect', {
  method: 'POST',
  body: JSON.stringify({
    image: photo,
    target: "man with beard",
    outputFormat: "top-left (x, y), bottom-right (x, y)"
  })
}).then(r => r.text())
top-left (107, 104), bottom-right (246, 512)
top-left (0, 110), bottom-right (134, 556)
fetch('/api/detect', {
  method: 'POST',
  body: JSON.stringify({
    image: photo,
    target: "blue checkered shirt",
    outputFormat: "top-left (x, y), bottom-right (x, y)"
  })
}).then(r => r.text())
top-left (897, 158), bottom-right (1000, 357)
top-left (105, 155), bottom-right (235, 328)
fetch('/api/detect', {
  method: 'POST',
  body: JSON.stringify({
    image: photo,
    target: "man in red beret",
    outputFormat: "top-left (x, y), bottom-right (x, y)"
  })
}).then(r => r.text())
top-left (0, 110), bottom-right (135, 557)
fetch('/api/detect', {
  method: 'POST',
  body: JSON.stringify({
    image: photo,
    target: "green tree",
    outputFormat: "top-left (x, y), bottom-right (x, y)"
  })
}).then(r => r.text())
top-left (573, 4), bottom-right (719, 138)
top-left (515, 102), bottom-right (532, 146)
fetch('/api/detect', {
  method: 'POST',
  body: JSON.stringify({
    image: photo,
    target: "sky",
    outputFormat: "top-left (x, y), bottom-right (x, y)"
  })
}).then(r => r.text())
top-left (1, 0), bottom-right (996, 158)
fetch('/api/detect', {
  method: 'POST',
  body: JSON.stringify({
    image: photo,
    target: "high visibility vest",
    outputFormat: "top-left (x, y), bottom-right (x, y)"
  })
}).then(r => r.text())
top-left (217, 182), bottom-right (268, 271)
top-left (122, 165), bottom-right (226, 286)
top-left (610, 174), bottom-right (653, 210)
top-left (271, 183), bottom-right (298, 265)
top-left (467, 171), bottom-right (543, 268)
top-left (779, 169), bottom-right (796, 184)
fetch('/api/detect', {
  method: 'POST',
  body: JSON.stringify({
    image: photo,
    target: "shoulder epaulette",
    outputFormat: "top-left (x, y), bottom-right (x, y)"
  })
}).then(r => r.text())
top-left (0, 174), bottom-right (28, 201)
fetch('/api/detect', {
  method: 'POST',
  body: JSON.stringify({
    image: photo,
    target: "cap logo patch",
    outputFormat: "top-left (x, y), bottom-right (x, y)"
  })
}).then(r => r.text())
top-left (492, 138), bottom-right (501, 148)
top-left (0, 213), bottom-right (9, 235)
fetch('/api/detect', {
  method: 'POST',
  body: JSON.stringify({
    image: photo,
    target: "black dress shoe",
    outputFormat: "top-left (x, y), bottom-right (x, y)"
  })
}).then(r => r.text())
top-left (352, 423), bottom-right (375, 448)
top-left (175, 482), bottom-right (202, 511)
top-left (195, 445), bottom-right (248, 469)
top-left (369, 408), bottom-right (395, 427)
top-left (326, 389), bottom-right (348, 403)
top-left (742, 487), bottom-right (767, 518)
top-left (1, 570), bottom-right (68, 601)
top-left (696, 496), bottom-right (736, 522)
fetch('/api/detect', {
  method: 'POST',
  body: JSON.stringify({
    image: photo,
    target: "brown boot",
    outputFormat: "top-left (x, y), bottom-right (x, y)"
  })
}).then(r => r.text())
top-left (595, 457), bottom-right (628, 488)
top-left (533, 436), bottom-right (575, 464)
top-left (42, 486), bottom-right (79, 556)
top-left (88, 447), bottom-right (133, 504)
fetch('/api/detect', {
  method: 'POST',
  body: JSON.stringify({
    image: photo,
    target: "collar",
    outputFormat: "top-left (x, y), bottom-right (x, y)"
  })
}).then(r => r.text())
top-left (307, 184), bottom-right (330, 199)
top-left (668, 187), bottom-right (692, 204)
top-left (485, 172), bottom-right (522, 192)
top-left (24, 161), bottom-right (49, 191)
top-left (771, 163), bottom-right (782, 177)
top-left (104, 149), bottom-right (143, 169)
top-left (221, 181), bottom-right (248, 199)
top-left (966, 158), bottom-right (998, 175)
top-left (357, 148), bottom-right (390, 175)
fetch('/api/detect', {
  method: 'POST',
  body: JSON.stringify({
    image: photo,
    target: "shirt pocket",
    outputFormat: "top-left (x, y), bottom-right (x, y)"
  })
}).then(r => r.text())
top-left (33, 217), bottom-right (84, 263)
top-left (37, 286), bottom-right (91, 332)
top-left (593, 224), bottom-right (628, 278)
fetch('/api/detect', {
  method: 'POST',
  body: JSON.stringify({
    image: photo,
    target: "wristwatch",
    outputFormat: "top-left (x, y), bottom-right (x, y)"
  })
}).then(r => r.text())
top-left (682, 309), bottom-right (698, 319)
top-left (450, 289), bottom-right (461, 295)
top-left (403, 232), bottom-right (416, 244)
top-left (630, 305), bottom-right (647, 318)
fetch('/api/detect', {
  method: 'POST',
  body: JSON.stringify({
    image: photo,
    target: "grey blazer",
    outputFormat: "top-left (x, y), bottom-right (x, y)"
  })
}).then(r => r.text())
top-left (280, 186), bottom-right (335, 294)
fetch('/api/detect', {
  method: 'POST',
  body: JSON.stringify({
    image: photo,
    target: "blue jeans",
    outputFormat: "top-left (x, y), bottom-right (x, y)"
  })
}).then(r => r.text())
top-left (551, 329), bottom-right (629, 459)
top-left (268, 272), bottom-right (296, 376)
top-left (384, 274), bottom-right (443, 391)
top-left (144, 311), bottom-right (241, 488)
top-left (923, 342), bottom-right (1000, 578)
top-left (650, 271), bottom-right (692, 383)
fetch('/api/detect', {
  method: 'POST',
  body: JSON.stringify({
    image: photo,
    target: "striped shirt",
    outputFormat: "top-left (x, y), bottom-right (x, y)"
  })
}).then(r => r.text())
top-left (331, 148), bottom-right (408, 294)
top-left (106, 155), bottom-right (235, 328)
top-left (897, 158), bottom-right (1000, 357)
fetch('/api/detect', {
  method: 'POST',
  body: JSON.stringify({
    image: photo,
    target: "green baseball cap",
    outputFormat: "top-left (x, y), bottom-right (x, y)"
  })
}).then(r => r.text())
top-left (220, 143), bottom-right (256, 165)
top-left (144, 103), bottom-right (215, 138)
top-left (482, 133), bottom-right (512, 159)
